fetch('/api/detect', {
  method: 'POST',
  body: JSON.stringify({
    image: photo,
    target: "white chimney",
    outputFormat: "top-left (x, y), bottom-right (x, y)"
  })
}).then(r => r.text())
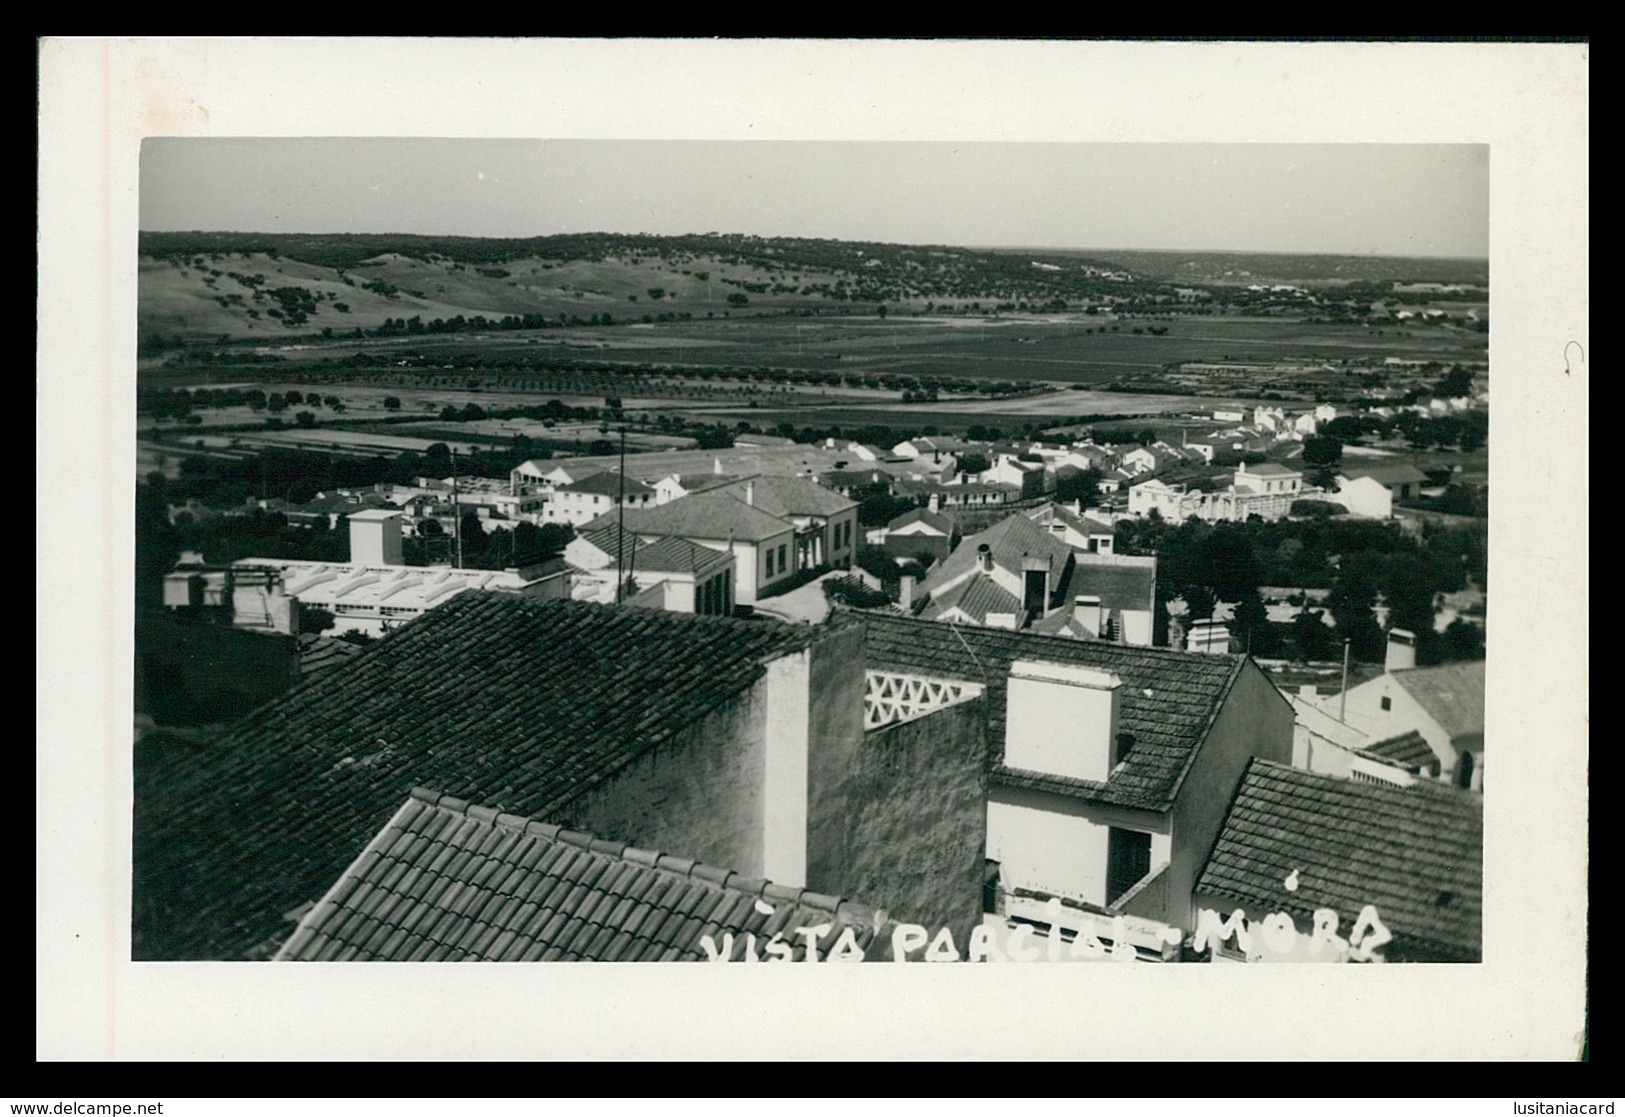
top-left (744, 480), bottom-right (755, 507)
top-left (899, 574), bottom-right (916, 610)
top-left (1004, 660), bottom-right (1122, 782)
top-left (349, 509), bottom-right (404, 566)
top-left (1385, 627), bottom-right (1417, 672)
top-left (1073, 594), bottom-right (1103, 638)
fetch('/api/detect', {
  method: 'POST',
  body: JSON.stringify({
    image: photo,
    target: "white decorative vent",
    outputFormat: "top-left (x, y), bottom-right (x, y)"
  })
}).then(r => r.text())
top-left (864, 670), bottom-right (983, 730)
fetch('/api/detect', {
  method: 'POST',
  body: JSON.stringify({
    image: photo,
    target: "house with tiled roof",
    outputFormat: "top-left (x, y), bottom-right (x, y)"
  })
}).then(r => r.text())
top-left (711, 475), bottom-right (860, 573)
top-left (815, 466), bottom-right (895, 498)
top-left (1327, 659), bottom-right (1485, 791)
top-left (1096, 467), bottom-right (1137, 496)
top-left (1352, 730), bottom-right (1444, 786)
top-left (589, 492), bottom-right (797, 605)
top-left (647, 472), bottom-right (741, 505)
top-left (543, 471), bottom-right (659, 526)
top-left (274, 787), bottom-right (900, 962)
top-left (878, 506), bottom-right (958, 565)
top-left (623, 536), bottom-right (737, 616)
top-left (1035, 552), bottom-right (1158, 647)
top-left (1193, 759), bottom-right (1481, 962)
top-left (1330, 462), bottom-right (1431, 518)
top-left (916, 513), bottom-right (1076, 630)
top-left (978, 455), bottom-right (1048, 500)
top-left (858, 612), bottom-right (1294, 956)
top-left (1025, 502), bottom-right (1116, 555)
top-left (135, 597), bottom-right (989, 960)
top-left (895, 478), bottom-right (1022, 513)
top-left (892, 436), bottom-right (975, 459)
top-left (509, 459), bottom-right (605, 498)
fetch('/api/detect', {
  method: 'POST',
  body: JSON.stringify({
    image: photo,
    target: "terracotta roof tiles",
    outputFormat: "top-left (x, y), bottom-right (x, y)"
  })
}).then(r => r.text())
top-left (856, 610), bottom-right (1246, 811)
top-left (1195, 760), bottom-right (1482, 960)
top-left (274, 793), bottom-right (896, 963)
top-left (134, 593), bottom-right (823, 960)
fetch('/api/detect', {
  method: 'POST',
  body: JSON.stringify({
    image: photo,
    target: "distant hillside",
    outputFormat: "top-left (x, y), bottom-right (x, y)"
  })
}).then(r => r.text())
top-left (138, 231), bottom-right (1490, 350)
top-left (1021, 247), bottom-right (1489, 288)
top-left (138, 231), bottom-right (1160, 346)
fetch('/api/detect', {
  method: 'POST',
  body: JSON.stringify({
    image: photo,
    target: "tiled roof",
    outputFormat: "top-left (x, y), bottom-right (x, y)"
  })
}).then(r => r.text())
top-left (1195, 759), bottom-right (1482, 960)
top-left (1360, 730), bottom-right (1438, 771)
top-left (559, 472), bottom-right (657, 498)
top-left (920, 513), bottom-right (1073, 598)
top-left (715, 475), bottom-right (858, 519)
top-left (607, 493), bottom-right (795, 543)
top-left (1063, 556), bottom-right (1157, 615)
top-left (275, 788), bottom-right (889, 962)
top-left (856, 611), bottom-right (1246, 811)
top-left (817, 468), bottom-right (894, 491)
top-left (576, 525), bottom-right (640, 565)
top-left (297, 634), bottom-right (363, 679)
top-left (1025, 502), bottom-right (1114, 537)
top-left (920, 574), bottom-right (1025, 625)
top-left (632, 536), bottom-right (730, 575)
top-left (1341, 462), bottom-right (1431, 486)
top-left (650, 472), bottom-right (740, 495)
top-left (134, 594), bottom-right (822, 960)
top-left (1391, 661), bottom-right (1485, 743)
top-left (887, 507), bottom-right (956, 535)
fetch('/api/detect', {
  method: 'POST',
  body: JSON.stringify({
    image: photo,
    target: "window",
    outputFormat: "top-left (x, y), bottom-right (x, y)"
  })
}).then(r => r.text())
top-left (778, 544), bottom-right (788, 573)
top-left (764, 549), bottom-right (774, 577)
top-left (1106, 828), bottom-right (1152, 906)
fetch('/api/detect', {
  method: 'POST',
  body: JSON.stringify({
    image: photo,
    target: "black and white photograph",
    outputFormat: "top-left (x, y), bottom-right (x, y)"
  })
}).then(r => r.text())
top-left (40, 38), bottom-right (1587, 1061)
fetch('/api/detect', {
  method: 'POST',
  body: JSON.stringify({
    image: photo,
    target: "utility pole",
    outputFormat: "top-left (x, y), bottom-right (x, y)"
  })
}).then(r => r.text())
top-left (605, 423), bottom-right (629, 603)
top-left (451, 447), bottom-right (464, 570)
top-left (1338, 638), bottom-right (1351, 723)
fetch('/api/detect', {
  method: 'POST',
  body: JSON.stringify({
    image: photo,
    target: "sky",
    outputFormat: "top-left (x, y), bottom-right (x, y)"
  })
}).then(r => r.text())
top-left (139, 139), bottom-right (1489, 259)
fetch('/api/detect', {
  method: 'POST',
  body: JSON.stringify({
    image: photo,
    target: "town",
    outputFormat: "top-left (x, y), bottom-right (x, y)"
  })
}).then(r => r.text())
top-left (135, 341), bottom-right (1486, 965)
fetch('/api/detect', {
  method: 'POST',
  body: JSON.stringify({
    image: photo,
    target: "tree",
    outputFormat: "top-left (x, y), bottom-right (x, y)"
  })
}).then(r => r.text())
top-left (1181, 584), bottom-right (1216, 621)
top-left (1230, 591), bottom-right (1281, 657)
top-left (956, 453), bottom-right (992, 477)
top-left (1441, 618), bottom-right (1485, 661)
top-left (383, 396), bottom-right (402, 411)
top-left (1302, 435), bottom-right (1343, 468)
top-left (1292, 608), bottom-right (1336, 661)
top-left (295, 411), bottom-right (317, 428)
top-left (727, 293), bottom-right (749, 306)
top-left (1054, 467), bottom-right (1102, 509)
top-left (299, 606), bottom-right (336, 635)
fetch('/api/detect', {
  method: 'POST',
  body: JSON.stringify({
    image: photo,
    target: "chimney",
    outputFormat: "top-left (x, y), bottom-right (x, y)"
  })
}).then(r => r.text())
top-left (1385, 627), bottom-right (1417, 673)
top-left (744, 480), bottom-right (755, 507)
top-left (1073, 594), bottom-right (1103, 638)
top-left (349, 510), bottom-right (404, 566)
top-left (899, 573), bottom-right (916, 610)
top-left (977, 543), bottom-right (993, 574)
top-left (928, 492), bottom-right (941, 513)
top-left (1004, 660), bottom-right (1122, 782)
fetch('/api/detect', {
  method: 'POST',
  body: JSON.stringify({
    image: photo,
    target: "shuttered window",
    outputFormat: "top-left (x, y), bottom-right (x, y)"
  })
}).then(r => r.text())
top-left (1106, 827), bottom-right (1152, 906)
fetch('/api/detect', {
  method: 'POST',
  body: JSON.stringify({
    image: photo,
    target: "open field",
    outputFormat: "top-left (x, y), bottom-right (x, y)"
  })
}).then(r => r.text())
top-left (145, 307), bottom-right (1486, 390)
